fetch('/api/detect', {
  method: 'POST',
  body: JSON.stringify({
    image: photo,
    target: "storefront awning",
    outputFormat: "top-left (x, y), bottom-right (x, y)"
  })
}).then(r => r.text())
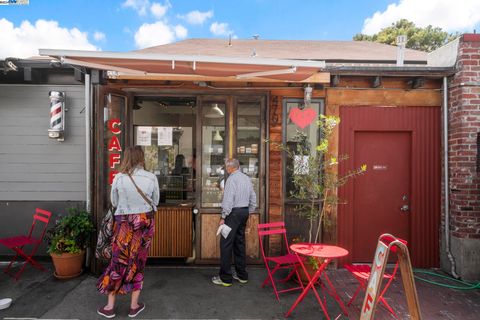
top-left (39, 49), bottom-right (329, 83)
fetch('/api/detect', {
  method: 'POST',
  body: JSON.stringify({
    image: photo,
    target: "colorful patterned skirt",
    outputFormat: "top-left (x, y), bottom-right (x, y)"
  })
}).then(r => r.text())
top-left (97, 212), bottom-right (155, 295)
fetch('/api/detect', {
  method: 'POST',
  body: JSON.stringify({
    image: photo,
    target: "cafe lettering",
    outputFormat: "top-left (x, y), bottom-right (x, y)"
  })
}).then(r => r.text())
top-left (108, 119), bottom-right (122, 185)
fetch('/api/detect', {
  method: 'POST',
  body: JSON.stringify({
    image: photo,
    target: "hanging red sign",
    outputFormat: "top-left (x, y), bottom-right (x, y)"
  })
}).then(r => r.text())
top-left (107, 119), bottom-right (122, 185)
top-left (289, 107), bottom-right (317, 129)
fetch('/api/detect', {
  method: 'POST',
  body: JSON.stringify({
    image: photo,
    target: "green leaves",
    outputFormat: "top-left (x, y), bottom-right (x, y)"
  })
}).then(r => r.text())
top-left (268, 115), bottom-right (366, 244)
top-left (353, 19), bottom-right (460, 52)
top-left (45, 208), bottom-right (95, 254)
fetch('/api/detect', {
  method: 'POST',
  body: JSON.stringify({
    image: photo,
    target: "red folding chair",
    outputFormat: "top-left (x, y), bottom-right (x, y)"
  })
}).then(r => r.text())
top-left (0, 208), bottom-right (52, 280)
top-left (258, 221), bottom-right (304, 301)
top-left (344, 234), bottom-right (408, 318)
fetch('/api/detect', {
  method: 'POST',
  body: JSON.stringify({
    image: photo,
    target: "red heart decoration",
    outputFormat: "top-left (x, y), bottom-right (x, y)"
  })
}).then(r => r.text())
top-left (289, 107), bottom-right (317, 129)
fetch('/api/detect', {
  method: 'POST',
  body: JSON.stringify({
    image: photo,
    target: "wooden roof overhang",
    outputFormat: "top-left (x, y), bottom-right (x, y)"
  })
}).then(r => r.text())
top-left (39, 49), bottom-right (330, 84)
top-left (327, 65), bottom-right (455, 77)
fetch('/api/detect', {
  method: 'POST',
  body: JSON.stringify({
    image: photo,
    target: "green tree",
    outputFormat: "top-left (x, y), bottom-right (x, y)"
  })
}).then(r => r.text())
top-left (353, 19), bottom-right (459, 52)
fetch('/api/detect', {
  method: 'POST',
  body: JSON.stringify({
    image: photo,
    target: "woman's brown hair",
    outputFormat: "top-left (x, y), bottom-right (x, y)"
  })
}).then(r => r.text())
top-left (118, 146), bottom-right (145, 174)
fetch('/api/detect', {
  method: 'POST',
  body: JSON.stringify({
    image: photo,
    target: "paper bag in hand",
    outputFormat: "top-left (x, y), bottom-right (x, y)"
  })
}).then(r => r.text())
top-left (216, 224), bottom-right (232, 239)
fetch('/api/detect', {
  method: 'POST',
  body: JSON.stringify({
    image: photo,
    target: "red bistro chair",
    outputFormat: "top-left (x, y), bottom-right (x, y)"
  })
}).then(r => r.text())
top-left (258, 221), bottom-right (304, 301)
top-left (0, 208), bottom-right (52, 280)
top-left (344, 234), bottom-right (408, 318)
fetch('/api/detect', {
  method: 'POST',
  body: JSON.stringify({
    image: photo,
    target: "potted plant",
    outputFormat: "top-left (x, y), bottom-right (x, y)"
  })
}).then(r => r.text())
top-left (272, 115), bottom-right (366, 280)
top-left (45, 208), bottom-right (94, 279)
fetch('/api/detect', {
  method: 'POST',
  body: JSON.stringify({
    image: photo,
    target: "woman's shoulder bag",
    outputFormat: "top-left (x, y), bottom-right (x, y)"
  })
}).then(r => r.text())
top-left (95, 207), bottom-right (114, 260)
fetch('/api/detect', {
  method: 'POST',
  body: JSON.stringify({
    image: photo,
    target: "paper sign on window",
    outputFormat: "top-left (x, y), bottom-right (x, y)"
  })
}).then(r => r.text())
top-left (294, 155), bottom-right (309, 175)
top-left (157, 127), bottom-right (173, 146)
top-left (136, 126), bottom-right (152, 146)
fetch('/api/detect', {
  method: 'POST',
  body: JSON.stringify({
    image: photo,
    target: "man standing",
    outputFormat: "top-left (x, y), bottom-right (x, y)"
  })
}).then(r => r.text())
top-left (212, 158), bottom-right (257, 286)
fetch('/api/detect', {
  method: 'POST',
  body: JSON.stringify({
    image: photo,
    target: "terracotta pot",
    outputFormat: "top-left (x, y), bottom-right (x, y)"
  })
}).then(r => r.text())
top-left (50, 251), bottom-right (84, 279)
top-left (298, 257), bottom-right (325, 284)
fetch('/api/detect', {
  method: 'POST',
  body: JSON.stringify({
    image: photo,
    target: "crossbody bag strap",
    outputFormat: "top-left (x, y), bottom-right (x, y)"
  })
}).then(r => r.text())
top-left (128, 173), bottom-right (154, 211)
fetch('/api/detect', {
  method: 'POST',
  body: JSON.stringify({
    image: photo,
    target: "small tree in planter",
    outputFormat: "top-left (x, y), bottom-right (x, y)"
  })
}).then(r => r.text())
top-left (272, 115), bottom-right (366, 271)
top-left (45, 208), bottom-right (94, 279)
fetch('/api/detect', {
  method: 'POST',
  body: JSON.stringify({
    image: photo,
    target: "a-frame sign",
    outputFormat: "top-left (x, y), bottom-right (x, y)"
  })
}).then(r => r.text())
top-left (360, 234), bottom-right (422, 320)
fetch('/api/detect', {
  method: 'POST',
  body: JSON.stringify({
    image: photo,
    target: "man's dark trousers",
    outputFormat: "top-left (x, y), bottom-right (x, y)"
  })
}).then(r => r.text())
top-left (220, 207), bottom-right (249, 283)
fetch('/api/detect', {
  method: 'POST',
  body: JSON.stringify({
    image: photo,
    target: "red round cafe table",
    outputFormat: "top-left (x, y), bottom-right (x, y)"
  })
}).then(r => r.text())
top-left (285, 243), bottom-right (349, 320)
top-left (290, 243), bottom-right (349, 259)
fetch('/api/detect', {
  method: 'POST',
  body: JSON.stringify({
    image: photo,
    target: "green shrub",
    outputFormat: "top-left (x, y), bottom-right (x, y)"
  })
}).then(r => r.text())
top-left (45, 208), bottom-right (95, 254)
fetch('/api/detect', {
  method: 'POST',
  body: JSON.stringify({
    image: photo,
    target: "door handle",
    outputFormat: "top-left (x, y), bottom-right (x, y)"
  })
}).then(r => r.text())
top-left (400, 204), bottom-right (410, 212)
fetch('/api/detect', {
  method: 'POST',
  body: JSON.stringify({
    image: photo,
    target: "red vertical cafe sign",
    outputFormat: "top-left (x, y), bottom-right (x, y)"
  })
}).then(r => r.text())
top-left (108, 119), bottom-right (122, 185)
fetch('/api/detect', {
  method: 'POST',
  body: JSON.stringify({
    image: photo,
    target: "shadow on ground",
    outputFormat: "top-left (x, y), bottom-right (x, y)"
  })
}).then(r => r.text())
top-left (0, 263), bottom-right (479, 319)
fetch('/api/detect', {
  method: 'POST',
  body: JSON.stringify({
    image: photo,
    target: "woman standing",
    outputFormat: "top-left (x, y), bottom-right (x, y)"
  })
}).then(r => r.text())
top-left (97, 146), bottom-right (159, 318)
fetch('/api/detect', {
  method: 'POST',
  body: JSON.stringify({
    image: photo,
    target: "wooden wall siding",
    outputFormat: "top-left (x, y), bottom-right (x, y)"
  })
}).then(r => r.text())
top-left (332, 77), bottom-right (442, 90)
top-left (148, 207), bottom-right (193, 257)
top-left (327, 88), bottom-right (442, 106)
top-left (337, 106), bottom-right (441, 268)
top-left (0, 85), bottom-right (86, 201)
top-left (267, 95), bottom-right (284, 255)
top-left (200, 213), bottom-right (259, 259)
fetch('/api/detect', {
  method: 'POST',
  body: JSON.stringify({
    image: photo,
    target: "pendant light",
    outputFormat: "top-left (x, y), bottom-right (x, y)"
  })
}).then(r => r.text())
top-left (213, 129), bottom-right (223, 141)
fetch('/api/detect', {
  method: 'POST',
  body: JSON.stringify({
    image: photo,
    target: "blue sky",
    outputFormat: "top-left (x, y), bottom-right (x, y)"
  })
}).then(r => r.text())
top-left (1, 0), bottom-right (480, 58)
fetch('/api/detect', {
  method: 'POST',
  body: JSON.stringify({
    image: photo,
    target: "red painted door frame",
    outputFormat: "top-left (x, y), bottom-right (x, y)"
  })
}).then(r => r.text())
top-left (338, 106), bottom-right (441, 268)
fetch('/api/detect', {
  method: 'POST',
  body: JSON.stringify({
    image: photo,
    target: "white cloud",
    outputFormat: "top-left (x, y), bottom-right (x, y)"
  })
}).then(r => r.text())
top-left (151, 1), bottom-right (170, 19)
top-left (210, 22), bottom-right (233, 36)
top-left (181, 10), bottom-right (213, 25)
top-left (174, 25), bottom-right (188, 39)
top-left (123, 0), bottom-right (171, 18)
top-left (134, 21), bottom-right (187, 48)
top-left (122, 0), bottom-right (150, 16)
top-left (362, 0), bottom-right (480, 35)
top-left (0, 18), bottom-right (98, 59)
top-left (94, 31), bottom-right (106, 41)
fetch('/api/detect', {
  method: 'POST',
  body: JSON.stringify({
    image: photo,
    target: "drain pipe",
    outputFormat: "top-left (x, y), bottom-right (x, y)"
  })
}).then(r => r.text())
top-left (443, 76), bottom-right (459, 279)
top-left (85, 73), bottom-right (92, 213)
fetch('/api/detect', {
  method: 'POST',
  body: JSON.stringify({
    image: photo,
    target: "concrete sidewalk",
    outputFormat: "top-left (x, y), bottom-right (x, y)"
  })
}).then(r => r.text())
top-left (0, 263), bottom-right (479, 319)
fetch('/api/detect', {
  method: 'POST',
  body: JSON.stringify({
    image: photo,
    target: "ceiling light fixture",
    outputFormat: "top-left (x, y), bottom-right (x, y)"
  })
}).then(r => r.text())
top-left (213, 130), bottom-right (223, 142)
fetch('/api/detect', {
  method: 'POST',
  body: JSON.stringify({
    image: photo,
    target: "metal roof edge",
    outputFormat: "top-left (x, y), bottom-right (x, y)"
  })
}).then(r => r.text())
top-left (38, 49), bottom-right (326, 68)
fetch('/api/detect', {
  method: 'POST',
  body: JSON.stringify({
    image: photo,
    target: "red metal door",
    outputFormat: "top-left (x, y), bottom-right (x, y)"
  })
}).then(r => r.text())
top-left (353, 131), bottom-right (411, 262)
top-left (338, 106), bottom-right (441, 268)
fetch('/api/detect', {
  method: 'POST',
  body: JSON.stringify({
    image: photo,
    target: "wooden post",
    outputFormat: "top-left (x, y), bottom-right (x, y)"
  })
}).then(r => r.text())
top-left (360, 234), bottom-right (422, 320)
top-left (397, 245), bottom-right (422, 319)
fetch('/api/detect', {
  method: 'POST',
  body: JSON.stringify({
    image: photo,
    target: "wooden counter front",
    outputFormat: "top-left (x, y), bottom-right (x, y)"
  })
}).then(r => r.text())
top-left (148, 206), bottom-right (193, 257)
top-left (200, 213), bottom-right (259, 260)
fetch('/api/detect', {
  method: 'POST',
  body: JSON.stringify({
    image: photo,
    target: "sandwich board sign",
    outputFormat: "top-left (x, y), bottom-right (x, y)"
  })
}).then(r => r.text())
top-left (360, 234), bottom-right (422, 320)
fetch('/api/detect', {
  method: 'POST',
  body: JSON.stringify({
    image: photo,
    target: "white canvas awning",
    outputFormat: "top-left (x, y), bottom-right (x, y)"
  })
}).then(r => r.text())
top-left (39, 49), bottom-right (329, 83)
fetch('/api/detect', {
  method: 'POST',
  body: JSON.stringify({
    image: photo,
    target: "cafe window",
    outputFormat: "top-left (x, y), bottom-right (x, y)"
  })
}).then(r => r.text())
top-left (201, 101), bottom-right (226, 207)
top-left (283, 99), bottom-right (324, 200)
top-left (200, 96), bottom-right (264, 210)
top-left (235, 99), bottom-right (261, 208)
top-left (133, 97), bottom-right (196, 204)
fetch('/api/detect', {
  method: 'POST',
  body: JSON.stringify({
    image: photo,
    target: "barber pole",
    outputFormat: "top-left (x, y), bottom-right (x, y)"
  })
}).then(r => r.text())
top-left (48, 91), bottom-right (65, 140)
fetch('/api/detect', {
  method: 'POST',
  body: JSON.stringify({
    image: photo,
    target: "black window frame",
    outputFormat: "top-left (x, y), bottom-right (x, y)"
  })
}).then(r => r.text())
top-left (282, 98), bottom-right (325, 204)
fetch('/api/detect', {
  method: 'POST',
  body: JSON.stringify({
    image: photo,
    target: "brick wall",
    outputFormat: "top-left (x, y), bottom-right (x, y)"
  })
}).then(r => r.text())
top-left (448, 34), bottom-right (480, 240)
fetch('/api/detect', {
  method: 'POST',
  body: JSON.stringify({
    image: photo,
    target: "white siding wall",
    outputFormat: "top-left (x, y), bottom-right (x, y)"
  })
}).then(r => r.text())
top-left (0, 85), bottom-right (86, 201)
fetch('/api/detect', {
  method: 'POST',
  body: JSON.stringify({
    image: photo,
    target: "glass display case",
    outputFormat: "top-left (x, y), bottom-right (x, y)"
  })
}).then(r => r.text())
top-left (201, 102), bottom-right (226, 207)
